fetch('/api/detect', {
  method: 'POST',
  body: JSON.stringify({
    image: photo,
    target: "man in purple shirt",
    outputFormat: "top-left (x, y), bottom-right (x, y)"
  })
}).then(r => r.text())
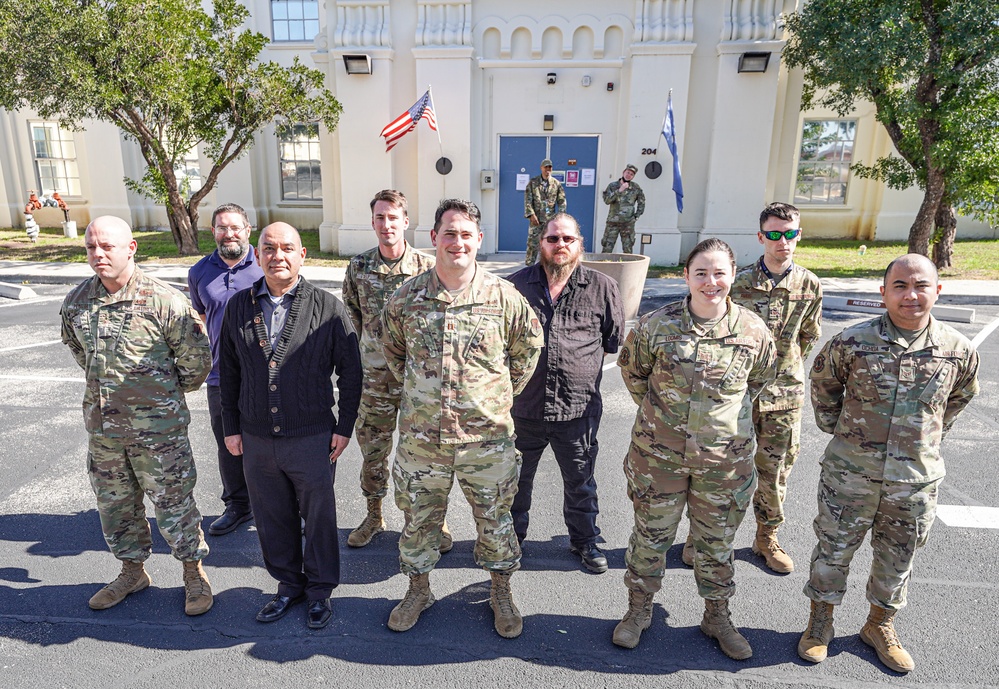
top-left (188, 203), bottom-right (264, 536)
top-left (507, 213), bottom-right (624, 573)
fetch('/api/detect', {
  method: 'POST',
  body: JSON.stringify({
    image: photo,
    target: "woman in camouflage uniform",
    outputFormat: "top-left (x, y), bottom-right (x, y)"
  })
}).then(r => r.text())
top-left (613, 238), bottom-right (776, 659)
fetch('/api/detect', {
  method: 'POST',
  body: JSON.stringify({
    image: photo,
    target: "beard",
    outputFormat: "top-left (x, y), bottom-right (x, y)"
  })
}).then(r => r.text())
top-left (218, 238), bottom-right (249, 261)
top-left (541, 250), bottom-right (580, 282)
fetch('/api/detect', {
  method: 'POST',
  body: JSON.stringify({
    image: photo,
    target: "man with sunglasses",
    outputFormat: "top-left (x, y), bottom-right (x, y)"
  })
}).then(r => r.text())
top-left (720, 202), bottom-right (822, 573)
top-left (507, 213), bottom-right (624, 573)
top-left (188, 203), bottom-right (264, 536)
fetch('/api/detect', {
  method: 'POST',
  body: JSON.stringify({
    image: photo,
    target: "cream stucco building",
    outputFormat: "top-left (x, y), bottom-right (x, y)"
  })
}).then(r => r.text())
top-left (1, 0), bottom-right (994, 265)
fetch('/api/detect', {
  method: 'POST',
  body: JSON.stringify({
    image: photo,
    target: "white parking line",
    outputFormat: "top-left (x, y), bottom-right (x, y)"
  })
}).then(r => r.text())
top-left (0, 374), bottom-right (83, 383)
top-left (0, 339), bottom-right (62, 353)
top-left (936, 505), bottom-right (999, 530)
top-left (972, 315), bottom-right (999, 348)
top-left (0, 295), bottom-right (64, 308)
top-left (603, 360), bottom-right (618, 371)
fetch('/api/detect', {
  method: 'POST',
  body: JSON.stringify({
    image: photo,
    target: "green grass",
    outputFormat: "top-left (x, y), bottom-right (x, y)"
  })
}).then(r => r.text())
top-left (649, 238), bottom-right (999, 280)
top-left (0, 227), bottom-right (352, 267)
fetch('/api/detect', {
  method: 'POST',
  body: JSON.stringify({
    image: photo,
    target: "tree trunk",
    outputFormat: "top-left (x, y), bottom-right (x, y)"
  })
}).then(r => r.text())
top-left (166, 194), bottom-right (200, 255)
top-left (932, 199), bottom-right (957, 269)
top-left (908, 168), bottom-right (945, 256)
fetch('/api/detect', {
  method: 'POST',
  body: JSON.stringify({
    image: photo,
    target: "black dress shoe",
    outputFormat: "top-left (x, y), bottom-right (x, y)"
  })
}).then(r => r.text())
top-left (256, 593), bottom-right (305, 622)
top-left (208, 507), bottom-right (253, 536)
top-left (307, 599), bottom-right (333, 629)
top-left (570, 544), bottom-right (609, 574)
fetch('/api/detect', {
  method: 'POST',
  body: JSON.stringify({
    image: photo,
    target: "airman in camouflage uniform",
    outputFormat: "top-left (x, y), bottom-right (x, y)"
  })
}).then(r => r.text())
top-left (614, 238), bottom-right (776, 659)
top-left (382, 199), bottom-right (543, 638)
top-left (342, 190), bottom-right (437, 549)
top-left (726, 202), bottom-right (822, 574)
top-left (601, 164), bottom-right (645, 253)
top-left (798, 254), bottom-right (979, 674)
top-left (523, 158), bottom-right (567, 265)
top-left (60, 216), bottom-right (213, 616)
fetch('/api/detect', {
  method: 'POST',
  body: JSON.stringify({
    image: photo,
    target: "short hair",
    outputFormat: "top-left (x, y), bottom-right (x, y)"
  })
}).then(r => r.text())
top-left (686, 237), bottom-right (736, 272)
top-left (434, 198), bottom-right (481, 232)
top-left (759, 202), bottom-right (800, 231)
top-left (370, 189), bottom-right (408, 217)
top-left (883, 254), bottom-right (939, 286)
top-left (545, 212), bottom-right (585, 250)
top-left (211, 203), bottom-right (249, 228)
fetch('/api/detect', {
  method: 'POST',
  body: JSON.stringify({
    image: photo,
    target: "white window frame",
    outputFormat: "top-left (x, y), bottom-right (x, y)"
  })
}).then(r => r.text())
top-left (795, 119), bottom-right (857, 206)
top-left (278, 123), bottom-right (322, 201)
top-left (270, 0), bottom-right (320, 42)
top-left (29, 121), bottom-right (81, 197)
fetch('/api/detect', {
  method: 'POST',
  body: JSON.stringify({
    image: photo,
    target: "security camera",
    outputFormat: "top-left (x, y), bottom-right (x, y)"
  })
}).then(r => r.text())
top-left (547, 72), bottom-right (557, 85)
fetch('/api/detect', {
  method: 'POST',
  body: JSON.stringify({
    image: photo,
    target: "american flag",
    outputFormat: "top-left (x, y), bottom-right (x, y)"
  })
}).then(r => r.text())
top-left (380, 90), bottom-right (437, 152)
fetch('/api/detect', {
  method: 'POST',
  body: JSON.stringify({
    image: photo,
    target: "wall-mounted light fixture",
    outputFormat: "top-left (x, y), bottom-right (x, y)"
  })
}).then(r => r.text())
top-left (737, 52), bottom-right (771, 73)
top-left (547, 72), bottom-right (557, 85)
top-left (342, 54), bottom-right (372, 75)
top-left (543, 115), bottom-right (554, 132)
top-left (607, 82), bottom-right (614, 92)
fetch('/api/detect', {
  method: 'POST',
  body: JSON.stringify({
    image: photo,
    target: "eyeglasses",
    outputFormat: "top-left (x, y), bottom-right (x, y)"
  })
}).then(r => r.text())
top-left (543, 235), bottom-right (579, 245)
top-left (762, 229), bottom-right (801, 241)
top-left (214, 225), bottom-right (248, 235)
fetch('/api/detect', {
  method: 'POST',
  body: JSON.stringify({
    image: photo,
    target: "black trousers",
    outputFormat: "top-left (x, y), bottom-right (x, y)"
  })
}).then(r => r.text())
top-left (512, 415), bottom-right (601, 548)
top-left (207, 385), bottom-right (250, 513)
top-left (242, 430), bottom-right (339, 601)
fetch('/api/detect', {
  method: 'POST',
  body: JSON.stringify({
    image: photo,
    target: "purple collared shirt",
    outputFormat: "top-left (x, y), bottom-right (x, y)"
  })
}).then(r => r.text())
top-left (188, 249), bottom-right (264, 386)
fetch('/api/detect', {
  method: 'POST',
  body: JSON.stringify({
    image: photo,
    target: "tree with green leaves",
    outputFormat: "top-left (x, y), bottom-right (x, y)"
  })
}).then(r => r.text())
top-left (783, 0), bottom-right (999, 268)
top-left (0, 0), bottom-right (341, 254)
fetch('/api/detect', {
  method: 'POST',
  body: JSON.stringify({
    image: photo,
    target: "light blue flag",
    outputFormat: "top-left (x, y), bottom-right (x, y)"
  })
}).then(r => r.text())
top-left (661, 92), bottom-right (684, 213)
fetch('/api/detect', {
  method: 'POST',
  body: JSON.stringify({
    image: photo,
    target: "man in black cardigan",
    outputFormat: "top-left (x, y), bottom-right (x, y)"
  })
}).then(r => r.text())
top-left (219, 222), bottom-right (361, 630)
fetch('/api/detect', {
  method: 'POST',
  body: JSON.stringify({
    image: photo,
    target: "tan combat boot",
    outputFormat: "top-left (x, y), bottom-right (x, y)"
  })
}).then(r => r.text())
top-left (860, 604), bottom-right (915, 672)
top-left (681, 533), bottom-right (694, 567)
top-left (612, 588), bottom-right (655, 649)
top-left (700, 599), bottom-right (753, 660)
top-left (489, 571), bottom-right (523, 638)
top-left (182, 560), bottom-right (213, 616)
top-left (751, 523), bottom-right (794, 573)
top-left (798, 600), bottom-right (835, 662)
top-left (388, 572), bottom-right (435, 632)
top-left (439, 518), bottom-right (453, 554)
top-left (347, 497), bottom-right (385, 548)
top-left (88, 560), bottom-right (151, 610)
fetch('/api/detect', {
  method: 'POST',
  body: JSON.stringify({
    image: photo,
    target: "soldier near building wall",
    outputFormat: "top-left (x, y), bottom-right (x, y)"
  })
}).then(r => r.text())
top-left (601, 164), bottom-right (645, 253)
top-left (341, 190), bottom-right (438, 550)
top-left (797, 253), bottom-right (979, 674)
top-left (613, 238), bottom-right (776, 659)
top-left (60, 215), bottom-right (213, 616)
top-left (382, 198), bottom-right (543, 638)
top-left (725, 202), bottom-right (822, 574)
top-left (523, 158), bottom-right (567, 265)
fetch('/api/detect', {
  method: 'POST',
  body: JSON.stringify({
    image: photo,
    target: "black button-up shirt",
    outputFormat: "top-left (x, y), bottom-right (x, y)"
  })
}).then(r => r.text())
top-left (508, 263), bottom-right (624, 421)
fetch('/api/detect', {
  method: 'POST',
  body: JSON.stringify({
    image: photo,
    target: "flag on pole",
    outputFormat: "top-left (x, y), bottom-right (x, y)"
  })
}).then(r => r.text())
top-left (661, 91), bottom-right (684, 213)
top-left (380, 90), bottom-right (438, 152)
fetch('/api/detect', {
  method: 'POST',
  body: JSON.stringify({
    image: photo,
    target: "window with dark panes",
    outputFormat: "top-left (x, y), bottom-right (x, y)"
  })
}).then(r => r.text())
top-left (279, 124), bottom-right (322, 201)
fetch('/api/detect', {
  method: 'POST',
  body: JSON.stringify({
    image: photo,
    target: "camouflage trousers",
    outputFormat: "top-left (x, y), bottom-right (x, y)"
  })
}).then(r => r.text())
top-left (393, 436), bottom-right (522, 575)
top-left (525, 222), bottom-right (544, 265)
top-left (751, 405), bottom-right (802, 527)
top-left (804, 456), bottom-right (940, 611)
top-left (623, 443), bottom-right (755, 599)
top-left (87, 431), bottom-right (208, 563)
top-left (354, 390), bottom-right (401, 499)
top-left (601, 221), bottom-right (636, 254)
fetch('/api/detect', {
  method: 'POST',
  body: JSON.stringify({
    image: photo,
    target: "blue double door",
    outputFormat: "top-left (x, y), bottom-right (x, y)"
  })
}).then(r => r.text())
top-left (497, 135), bottom-right (600, 253)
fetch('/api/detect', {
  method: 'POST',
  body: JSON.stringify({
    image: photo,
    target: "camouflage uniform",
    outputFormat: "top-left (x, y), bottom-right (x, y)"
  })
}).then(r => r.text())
top-left (523, 175), bottom-right (567, 265)
top-left (619, 298), bottom-right (776, 597)
top-left (806, 314), bottom-right (979, 610)
top-left (730, 260), bottom-right (822, 526)
top-left (601, 179), bottom-right (645, 253)
top-left (342, 244), bottom-right (435, 499)
top-left (60, 267), bottom-right (211, 562)
top-left (382, 267), bottom-right (543, 574)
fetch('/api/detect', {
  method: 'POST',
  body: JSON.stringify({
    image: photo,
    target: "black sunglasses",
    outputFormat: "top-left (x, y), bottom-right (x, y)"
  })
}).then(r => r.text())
top-left (543, 235), bottom-right (579, 245)
top-left (762, 229), bottom-right (801, 241)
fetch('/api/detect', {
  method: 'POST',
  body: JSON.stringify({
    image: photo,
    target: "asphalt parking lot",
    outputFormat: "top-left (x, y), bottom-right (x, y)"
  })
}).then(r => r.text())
top-left (1, 282), bottom-right (997, 689)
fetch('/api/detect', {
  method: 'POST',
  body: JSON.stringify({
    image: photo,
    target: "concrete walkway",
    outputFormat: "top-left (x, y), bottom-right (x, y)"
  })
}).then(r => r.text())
top-left (2, 257), bottom-right (998, 304)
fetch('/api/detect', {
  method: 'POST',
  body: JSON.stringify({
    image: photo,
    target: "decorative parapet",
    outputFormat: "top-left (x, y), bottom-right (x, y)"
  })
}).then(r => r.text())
top-left (722, 0), bottom-right (792, 42)
top-left (334, 0), bottom-right (390, 48)
top-left (633, 0), bottom-right (693, 43)
top-left (417, 1), bottom-right (471, 46)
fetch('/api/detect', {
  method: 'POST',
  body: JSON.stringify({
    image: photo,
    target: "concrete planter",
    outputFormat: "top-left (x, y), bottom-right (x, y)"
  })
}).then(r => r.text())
top-left (581, 252), bottom-right (651, 322)
top-left (62, 221), bottom-right (78, 238)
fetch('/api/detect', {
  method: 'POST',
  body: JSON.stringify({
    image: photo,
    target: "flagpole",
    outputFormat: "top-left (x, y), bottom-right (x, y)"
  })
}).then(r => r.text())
top-left (428, 85), bottom-right (446, 197)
